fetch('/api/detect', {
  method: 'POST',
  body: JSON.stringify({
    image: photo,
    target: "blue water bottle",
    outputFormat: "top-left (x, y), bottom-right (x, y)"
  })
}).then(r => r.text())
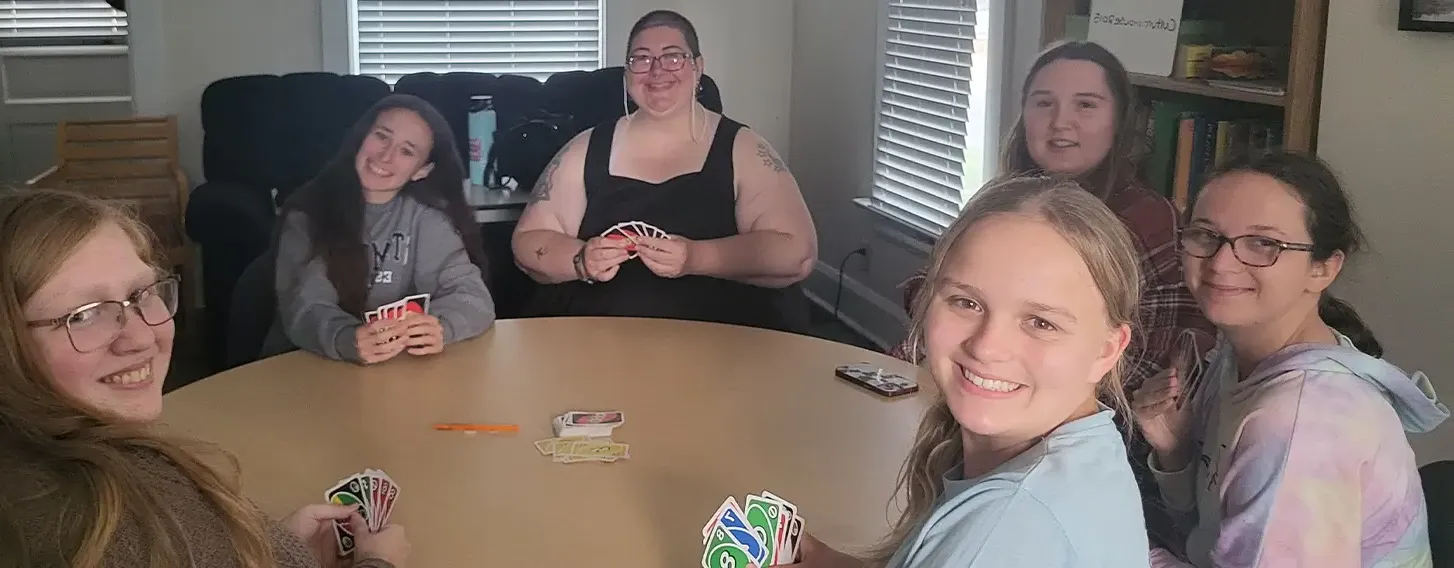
top-left (467, 95), bottom-right (496, 187)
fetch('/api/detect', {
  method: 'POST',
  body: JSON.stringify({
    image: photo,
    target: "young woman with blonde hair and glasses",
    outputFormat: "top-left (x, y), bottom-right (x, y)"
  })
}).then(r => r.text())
top-left (784, 175), bottom-right (1150, 567)
top-left (0, 189), bottom-right (408, 567)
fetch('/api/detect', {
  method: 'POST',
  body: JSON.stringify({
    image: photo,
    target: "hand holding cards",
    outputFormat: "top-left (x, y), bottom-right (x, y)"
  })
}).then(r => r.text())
top-left (324, 468), bottom-right (400, 556)
top-left (701, 492), bottom-right (804, 568)
top-left (600, 221), bottom-right (669, 259)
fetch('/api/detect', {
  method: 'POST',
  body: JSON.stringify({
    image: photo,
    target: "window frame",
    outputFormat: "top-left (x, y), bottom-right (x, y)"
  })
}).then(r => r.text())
top-left (322, 0), bottom-right (604, 82)
top-left (0, 0), bottom-right (128, 48)
top-left (865, 0), bottom-right (1007, 239)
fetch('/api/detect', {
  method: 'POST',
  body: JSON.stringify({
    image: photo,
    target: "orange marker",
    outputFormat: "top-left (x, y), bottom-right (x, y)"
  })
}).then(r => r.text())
top-left (433, 423), bottom-right (519, 433)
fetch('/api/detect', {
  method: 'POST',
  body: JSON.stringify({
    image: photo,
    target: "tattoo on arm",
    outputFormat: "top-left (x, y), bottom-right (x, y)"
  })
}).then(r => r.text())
top-left (535, 246), bottom-right (547, 260)
top-left (530, 152), bottom-right (564, 202)
top-left (756, 142), bottom-right (787, 173)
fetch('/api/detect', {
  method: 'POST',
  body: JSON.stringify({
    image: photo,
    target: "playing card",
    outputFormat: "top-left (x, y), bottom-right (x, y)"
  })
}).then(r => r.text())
top-left (373, 470), bottom-right (399, 528)
top-left (600, 223), bottom-right (641, 258)
top-left (701, 497), bottom-right (766, 565)
top-left (364, 309), bottom-right (380, 323)
top-left (702, 522), bottom-right (755, 568)
top-left (699, 497), bottom-right (767, 567)
top-left (760, 490), bottom-right (799, 560)
top-left (400, 293), bottom-right (430, 316)
top-left (785, 516), bottom-right (805, 561)
top-left (324, 475), bottom-right (369, 556)
top-left (743, 494), bottom-right (783, 567)
top-left (565, 411), bottom-right (624, 427)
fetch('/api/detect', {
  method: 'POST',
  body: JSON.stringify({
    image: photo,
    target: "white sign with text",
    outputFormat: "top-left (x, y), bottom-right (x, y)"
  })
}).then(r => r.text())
top-left (1087, 0), bottom-right (1184, 76)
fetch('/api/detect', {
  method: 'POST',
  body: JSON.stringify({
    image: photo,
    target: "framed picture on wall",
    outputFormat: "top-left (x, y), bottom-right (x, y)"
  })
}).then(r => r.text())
top-left (1400, 0), bottom-right (1454, 32)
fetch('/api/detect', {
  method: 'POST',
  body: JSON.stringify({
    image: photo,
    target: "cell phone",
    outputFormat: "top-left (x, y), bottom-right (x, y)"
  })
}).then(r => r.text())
top-left (835, 362), bottom-right (920, 398)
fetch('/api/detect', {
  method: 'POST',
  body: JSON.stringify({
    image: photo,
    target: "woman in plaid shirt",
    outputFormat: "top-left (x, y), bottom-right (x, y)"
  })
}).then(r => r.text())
top-left (888, 40), bottom-right (1216, 551)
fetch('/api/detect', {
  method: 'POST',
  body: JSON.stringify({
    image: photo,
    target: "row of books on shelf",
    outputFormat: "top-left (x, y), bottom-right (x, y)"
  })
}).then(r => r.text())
top-left (1134, 100), bottom-right (1284, 211)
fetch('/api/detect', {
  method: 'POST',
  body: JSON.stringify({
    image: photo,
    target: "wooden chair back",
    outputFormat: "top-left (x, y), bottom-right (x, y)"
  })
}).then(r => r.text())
top-left (28, 116), bottom-right (190, 268)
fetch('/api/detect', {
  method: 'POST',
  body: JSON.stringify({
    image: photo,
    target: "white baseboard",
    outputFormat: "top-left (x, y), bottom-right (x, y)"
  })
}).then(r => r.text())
top-left (802, 259), bottom-right (909, 351)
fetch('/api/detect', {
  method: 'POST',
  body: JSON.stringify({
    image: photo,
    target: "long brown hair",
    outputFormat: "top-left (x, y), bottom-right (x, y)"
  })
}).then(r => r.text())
top-left (864, 174), bottom-right (1143, 565)
top-left (0, 189), bottom-right (274, 568)
top-left (1000, 40), bottom-right (1145, 200)
top-left (277, 93), bottom-right (489, 316)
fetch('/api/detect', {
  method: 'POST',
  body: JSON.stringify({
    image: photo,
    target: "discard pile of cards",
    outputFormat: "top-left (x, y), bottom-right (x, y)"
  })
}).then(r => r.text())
top-left (325, 468), bottom-right (400, 556)
top-left (534, 436), bottom-right (631, 463)
top-left (701, 492), bottom-right (804, 568)
top-left (365, 293), bottom-right (430, 324)
top-left (600, 221), bottom-right (669, 258)
top-left (552, 410), bottom-right (624, 438)
top-left (536, 410), bottom-right (630, 464)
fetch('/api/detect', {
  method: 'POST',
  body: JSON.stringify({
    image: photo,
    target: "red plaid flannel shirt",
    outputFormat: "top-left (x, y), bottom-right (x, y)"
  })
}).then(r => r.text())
top-left (887, 185), bottom-right (1216, 392)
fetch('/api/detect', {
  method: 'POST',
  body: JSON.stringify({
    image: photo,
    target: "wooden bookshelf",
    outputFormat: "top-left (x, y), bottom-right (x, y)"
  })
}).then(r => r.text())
top-left (1127, 73), bottom-right (1285, 107)
top-left (1042, 0), bottom-right (1327, 152)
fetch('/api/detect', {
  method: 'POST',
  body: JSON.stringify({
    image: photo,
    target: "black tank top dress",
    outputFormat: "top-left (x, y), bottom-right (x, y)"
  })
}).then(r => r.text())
top-left (522, 117), bottom-right (808, 334)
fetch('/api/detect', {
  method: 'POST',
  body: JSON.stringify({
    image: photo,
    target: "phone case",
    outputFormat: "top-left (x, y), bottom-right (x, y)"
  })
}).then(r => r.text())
top-left (835, 363), bottom-right (919, 398)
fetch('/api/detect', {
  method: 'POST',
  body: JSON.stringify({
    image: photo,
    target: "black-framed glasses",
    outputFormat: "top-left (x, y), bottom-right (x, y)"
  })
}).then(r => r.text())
top-left (26, 276), bottom-right (180, 353)
top-left (1178, 227), bottom-right (1315, 268)
top-left (626, 52), bottom-right (694, 74)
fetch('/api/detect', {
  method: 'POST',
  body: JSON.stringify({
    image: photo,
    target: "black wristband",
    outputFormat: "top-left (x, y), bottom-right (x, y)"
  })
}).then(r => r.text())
top-left (573, 245), bottom-right (596, 284)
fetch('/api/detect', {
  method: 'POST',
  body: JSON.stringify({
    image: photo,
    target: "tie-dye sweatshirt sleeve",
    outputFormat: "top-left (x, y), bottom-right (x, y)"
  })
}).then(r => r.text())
top-left (1150, 369), bottom-right (1429, 568)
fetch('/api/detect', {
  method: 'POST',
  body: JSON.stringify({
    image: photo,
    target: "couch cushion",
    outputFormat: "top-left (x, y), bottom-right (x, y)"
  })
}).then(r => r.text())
top-left (201, 75), bottom-right (286, 190)
top-left (275, 72), bottom-right (391, 202)
top-left (200, 72), bottom-right (389, 203)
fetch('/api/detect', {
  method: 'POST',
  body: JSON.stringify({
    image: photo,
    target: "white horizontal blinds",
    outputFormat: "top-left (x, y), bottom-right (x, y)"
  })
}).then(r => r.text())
top-left (354, 0), bottom-right (601, 84)
top-left (0, 1), bottom-right (127, 40)
top-left (873, 0), bottom-right (976, 235)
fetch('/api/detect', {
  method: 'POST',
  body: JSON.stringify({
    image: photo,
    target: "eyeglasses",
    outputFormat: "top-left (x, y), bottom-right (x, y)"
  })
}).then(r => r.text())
top-left (26, 277), bottom-right (180, 353)
top-left (1178, 227), bottom-right (1315, 268)
top-left (626, 52), bottom-right (694, 74)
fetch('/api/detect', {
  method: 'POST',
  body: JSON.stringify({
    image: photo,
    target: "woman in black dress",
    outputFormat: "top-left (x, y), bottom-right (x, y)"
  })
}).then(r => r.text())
top-left (511, 10), bottom-right (817, 333)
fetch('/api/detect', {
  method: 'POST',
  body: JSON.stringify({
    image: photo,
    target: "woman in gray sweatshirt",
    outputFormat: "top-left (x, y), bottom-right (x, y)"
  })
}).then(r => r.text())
top-left (262, 94), bottom-right (496, 365)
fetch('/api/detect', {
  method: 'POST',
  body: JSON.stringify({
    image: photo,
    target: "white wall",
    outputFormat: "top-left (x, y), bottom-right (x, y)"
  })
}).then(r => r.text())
top-left (129, 0), bottom-right (793, 184)
top-left (1318, 0), bottom-right (1454, 463)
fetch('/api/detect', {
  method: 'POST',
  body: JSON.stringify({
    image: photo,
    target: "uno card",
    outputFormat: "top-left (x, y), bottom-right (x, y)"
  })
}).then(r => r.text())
top-left (400, 293), bottom-right (430, 316)
top-left (565, 411), bottom-right (624, 427)
top-left (364, 309), bottom-right (380, 323)
top-left (743, 494), bottom-right (783, 566)
top-left (761, 490), bottom-right (798, 558)
top-left (712, 498), bottom-right (767, 566)
top-left (324, 475), bottom-right (369, 555)
top-left (701, 522), bottom-right (755, 568)
top-left (785, 515), bottom-right (805, 562)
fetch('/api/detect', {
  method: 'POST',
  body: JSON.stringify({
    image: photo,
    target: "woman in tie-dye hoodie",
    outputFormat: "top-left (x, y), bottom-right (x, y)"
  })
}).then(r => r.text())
top-left (1133, 151), bottom-right (1448, 568)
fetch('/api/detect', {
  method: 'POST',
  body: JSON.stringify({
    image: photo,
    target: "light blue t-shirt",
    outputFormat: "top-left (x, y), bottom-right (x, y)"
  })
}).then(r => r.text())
top-left (885, 407), bottom-right (1150, 568)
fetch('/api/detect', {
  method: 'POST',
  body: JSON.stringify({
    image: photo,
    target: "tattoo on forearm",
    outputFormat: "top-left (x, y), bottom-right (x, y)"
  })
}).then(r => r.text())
top-left (535, 246), bottom-right (547, 260)
top-left (757, 142), bottom-right (787, 173)
top-left (530, 152), bottom-right (564, 202)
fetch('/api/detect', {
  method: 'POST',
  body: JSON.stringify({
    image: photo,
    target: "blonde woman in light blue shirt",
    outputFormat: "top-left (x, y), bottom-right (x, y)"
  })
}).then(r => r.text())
top-left (784, 174), bottom-right (1151, 568)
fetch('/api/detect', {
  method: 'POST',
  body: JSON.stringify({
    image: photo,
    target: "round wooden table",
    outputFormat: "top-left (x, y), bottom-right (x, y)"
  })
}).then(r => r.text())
top-left (161, 317), bottom-right (933, 567)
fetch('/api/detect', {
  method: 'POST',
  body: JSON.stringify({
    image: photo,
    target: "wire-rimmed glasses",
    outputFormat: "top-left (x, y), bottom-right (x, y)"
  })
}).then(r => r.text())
top-left (25, 276), bottom-right (180, 353)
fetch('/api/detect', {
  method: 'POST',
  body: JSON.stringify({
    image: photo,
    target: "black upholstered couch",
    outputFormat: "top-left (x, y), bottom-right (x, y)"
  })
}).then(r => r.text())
top-left (184, 68), bottom-right (723, 371)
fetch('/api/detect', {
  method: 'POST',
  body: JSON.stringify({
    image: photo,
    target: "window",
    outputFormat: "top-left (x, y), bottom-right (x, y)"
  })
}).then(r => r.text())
top-left (0, 1), bottom-right (126, 43)
top-left (870, 0), bottom-right (989, 235)
top-left (351, 0), bottom-right (601, 84)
